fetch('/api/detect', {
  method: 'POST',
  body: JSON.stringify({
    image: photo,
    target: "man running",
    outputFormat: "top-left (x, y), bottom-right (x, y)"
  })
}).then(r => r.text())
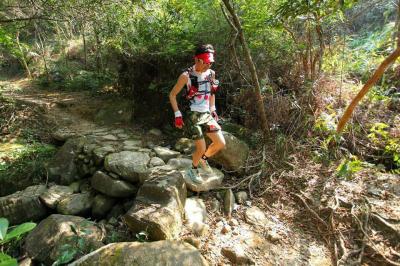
top-left (169, 44), bottom-right (226, 183)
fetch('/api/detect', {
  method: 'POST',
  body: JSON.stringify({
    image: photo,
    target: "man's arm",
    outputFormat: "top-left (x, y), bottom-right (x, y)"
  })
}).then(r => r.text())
top-left (169, 73), bottom-right (188, 112)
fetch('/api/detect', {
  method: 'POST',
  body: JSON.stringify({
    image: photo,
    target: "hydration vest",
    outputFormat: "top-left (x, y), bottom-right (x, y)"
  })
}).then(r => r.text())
top-left (181, 67), bottom-right (219, 112)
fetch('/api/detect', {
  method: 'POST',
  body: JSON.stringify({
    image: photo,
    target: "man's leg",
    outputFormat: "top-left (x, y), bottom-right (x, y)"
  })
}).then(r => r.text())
top-left (193, 138), bottom-right (206, 167)
top-left (204, 130), bottom-right (226, 158)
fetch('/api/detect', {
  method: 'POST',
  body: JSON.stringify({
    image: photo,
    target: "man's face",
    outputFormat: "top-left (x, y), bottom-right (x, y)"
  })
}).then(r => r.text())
top-left (196, 58), bottom-right (213, 72)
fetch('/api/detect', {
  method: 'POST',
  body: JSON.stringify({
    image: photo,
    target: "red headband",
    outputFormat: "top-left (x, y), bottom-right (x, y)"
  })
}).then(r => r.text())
top-left (195, 52), bottom-right (214, 64)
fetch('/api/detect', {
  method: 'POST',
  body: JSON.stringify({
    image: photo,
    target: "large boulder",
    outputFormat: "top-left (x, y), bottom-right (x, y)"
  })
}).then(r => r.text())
top-left (124, 168), bottom-right (186, 240)
top-left (210, 131), bottom-right (249, 172)
top-left (69, 241), bottom-right (208, 266)
top-left (104, 151), bottom-right (150, 183)
top-left (0, 185), bottom-right (47, 225)
top-left (91, 171), bottom-right (137, 198)
top-left (24, 214), bottom-right (104, 265)
top-left (47, 137), bottom-right (87, 184)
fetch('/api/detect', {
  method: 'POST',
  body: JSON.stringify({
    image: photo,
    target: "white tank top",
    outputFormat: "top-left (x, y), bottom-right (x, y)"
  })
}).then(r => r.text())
top-left (184, 66), bottom-right (213, 112)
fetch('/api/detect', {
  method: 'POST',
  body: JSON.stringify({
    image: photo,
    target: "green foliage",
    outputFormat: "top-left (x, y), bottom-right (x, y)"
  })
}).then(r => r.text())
top-left (368, 122), bottom-right (400, 170)
top-left (336, 156), bottom-right (367, 179)
top-left (0, 253), bottom-right (17, 266)
top-left (324, 22), bottom-right (396, 80)
top-left (0, 142), bottom-right (56, 187)
top-left (0, 217), bottom-right (36, 266)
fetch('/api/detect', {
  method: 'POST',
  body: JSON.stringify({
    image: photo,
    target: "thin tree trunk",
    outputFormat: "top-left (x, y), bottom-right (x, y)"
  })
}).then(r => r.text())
top-left (315, 16), bottom-right (325, 75)
top-left (82, 24), bottom-right (87, 69)
top-left (221, 0), bottom-right (269, 138)
top-left (16, 31), bottom-right (31, 78)
top-left (393, 0), bottom-right (400, 48)
top-left (35, 24), bottom-right (49, 81)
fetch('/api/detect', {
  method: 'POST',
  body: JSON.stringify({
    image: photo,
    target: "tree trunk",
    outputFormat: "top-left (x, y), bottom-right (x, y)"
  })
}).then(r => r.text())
top-left (16, 31), bottom-right (31, 78)
top-left (82, 24), bottom-right (87, 69)
top-left (221, 0), bottom-right (269, 138)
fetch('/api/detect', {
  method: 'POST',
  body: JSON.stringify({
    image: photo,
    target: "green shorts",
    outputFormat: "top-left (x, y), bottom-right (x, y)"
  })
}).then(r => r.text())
top-left (184, 111), bottom-right (221, 140)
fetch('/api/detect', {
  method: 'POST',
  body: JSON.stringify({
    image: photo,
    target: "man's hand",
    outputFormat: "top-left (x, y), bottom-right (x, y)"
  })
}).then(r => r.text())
top-left (210, 106), bottom-right (218, 122)
top-left (174, 110), bottom-right (184, 129)
top-left (211, 111), bottom-right (219, 122)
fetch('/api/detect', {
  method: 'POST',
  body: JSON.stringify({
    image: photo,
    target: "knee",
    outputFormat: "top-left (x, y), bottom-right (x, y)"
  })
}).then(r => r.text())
top-left (217, 138), bottom-right (226, 150)
top-left (195, 145), bottom-right (206, 155)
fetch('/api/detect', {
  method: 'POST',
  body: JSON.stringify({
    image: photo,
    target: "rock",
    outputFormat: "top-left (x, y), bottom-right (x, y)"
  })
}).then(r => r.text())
top-left (149, 157), bottom-right (165, 167)
top-left (108, 217), bottom-right (118, 226)
top-left (229, 218), bottom-right (239, 227)
top-left (91, 171), bottom-right (137, 198)
top-left (47, 137), bottom-right (86, 184)
top-left (267, 230), bottom-right (281, 243)
top-left (117, 133), bottom-right (130, 139)
top-left (221, 246), bottom-right (254, 265)
top-left (123, 139), bottom-right (142, 147)
top-left (110, 129), bottom-right (125, 134)
top-left (0, 185), bottom-right (47, 225)
top-left (106, 204), bottom-right (125, 220)
top-left (235, 191), bottom-right (248, 204)
top-left (93, 146), bottom-right (115, 165)
top-left (184, 237), bottom-right (201, 248)
top-left (224, 189), bottom-right (235, 217)
top-left (153, 146), bottom-right (181, 162)
top-left (92, 194), bottom-right (117, 218)
top-left (175, 138), bottom-right (195, 153)
top-left (94, 100), bottom-right (133, 125)
top-left (210, 199), bottom-right (221, 212)
top-left (69, 181), bottom-right (82, 193)
top-left (122, 199), bottom-right (134, 211)
top-left (69, 240), bottom-right (208, 266)
top-left (245, 206), bottom-right (267, 225)
top-left (39, 185), bottom-right (74, 209)
top-left (79, 178), bottom-right (92, 192)
top-left (221, 224), bottom-right (231, 234)
top-left (52, 128), bottom-right (77, 142)
top-left (184, 197), bottom-right (208, 236)
top-left (210, 131), bottom-right (249, 172)
top-left (24, 214), bottom-right (104, 265)
top-left (124, 170), bottom-right (186, 240)
top-left (18, 257), bottom-right (34, 266)
top-left (182, 168), bottom-right (224, 192)
top-left (104, 151), bottom-right (150, 183)
top-left (149, 128), bottom-right (163, 136)
top-left (168, 157), bottom-right (193, 170)
top-left (56, 193), bottom-right (93, 215)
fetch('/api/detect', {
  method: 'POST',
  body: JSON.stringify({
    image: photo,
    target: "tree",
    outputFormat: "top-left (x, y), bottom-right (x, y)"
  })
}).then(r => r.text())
top-left (221, 0), bottom-right (270, 138)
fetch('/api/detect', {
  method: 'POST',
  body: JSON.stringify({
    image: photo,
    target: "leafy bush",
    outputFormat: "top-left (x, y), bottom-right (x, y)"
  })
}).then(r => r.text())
top-left (0, 217), bottom-right (36, 266)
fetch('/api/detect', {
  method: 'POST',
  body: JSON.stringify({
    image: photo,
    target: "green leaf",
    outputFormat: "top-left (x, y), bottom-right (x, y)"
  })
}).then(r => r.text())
top-left (0, 218), bottom-right (9, 241)
top-left (3, 222), bottom-right (36, 242)
top-left (0, 253), bottom-right (17, 266)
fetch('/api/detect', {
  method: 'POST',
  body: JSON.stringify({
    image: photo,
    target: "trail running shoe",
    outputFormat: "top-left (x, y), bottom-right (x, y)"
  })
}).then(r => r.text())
top-left (187, 168), bottom-right (203, 184)
top-left (200, 159), bottom-right (213, 174)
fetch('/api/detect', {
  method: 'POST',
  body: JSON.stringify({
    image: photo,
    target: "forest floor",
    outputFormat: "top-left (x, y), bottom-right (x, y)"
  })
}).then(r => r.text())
top-left (1, 77), bottom-right (399, 265)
